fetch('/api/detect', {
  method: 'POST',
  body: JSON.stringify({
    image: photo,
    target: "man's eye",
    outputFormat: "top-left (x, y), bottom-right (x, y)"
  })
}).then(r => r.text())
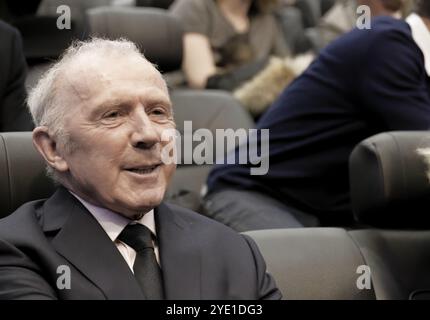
top-left (104, 111), bottom-right (121, 118)
top-left (150, 108), bottom-right (167, 116)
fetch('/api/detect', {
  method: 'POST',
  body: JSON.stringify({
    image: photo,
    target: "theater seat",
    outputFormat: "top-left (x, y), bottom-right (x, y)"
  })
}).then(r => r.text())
top-left (348, 131), bottom-right (430, 299)
top-left (350, 131), bottom-right (430, 229)
top-left (348, 229), bottom-right (430, 300)
top-left (244, 228), bottom-right (376, 300)
top-left (0, 132), bottom-right (55, 218)
top-left (86, 6), bottom-right (183, 73)
top-left (1, 131), bottom-right (430, 299)
top-left (246, 132), bottom-right (430, 300)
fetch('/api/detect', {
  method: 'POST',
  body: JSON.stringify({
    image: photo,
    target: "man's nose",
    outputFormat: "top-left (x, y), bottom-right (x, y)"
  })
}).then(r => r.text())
top-left (130, 108), bottom-right (160, 150)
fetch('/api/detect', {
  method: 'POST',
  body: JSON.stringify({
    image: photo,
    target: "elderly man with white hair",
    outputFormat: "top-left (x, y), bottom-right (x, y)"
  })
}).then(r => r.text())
top-left (0, 38), bottom-right (281, 300)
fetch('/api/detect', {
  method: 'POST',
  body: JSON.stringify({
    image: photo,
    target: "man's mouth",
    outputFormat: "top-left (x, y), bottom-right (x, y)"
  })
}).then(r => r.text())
top-left (125, 164), bottom-right (161, 175)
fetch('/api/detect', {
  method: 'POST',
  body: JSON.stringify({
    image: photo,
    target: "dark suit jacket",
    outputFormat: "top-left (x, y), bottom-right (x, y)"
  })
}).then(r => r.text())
top-left (0, 20), bottom-right (33, 132)
top-left (208, 16), bottom-right (430, 225)
top-left (0, 187), bottom-right (281, 300)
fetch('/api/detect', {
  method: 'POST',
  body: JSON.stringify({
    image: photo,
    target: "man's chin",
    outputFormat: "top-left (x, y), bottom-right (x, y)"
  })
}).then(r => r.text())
top-left (124, 197), bottom-right (164, 217)
top-left (116, 204), bottom-right (159, 220)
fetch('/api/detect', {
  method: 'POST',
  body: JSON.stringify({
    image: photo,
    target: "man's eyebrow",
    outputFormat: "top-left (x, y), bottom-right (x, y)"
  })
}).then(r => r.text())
top-left (143, 94), bottom-right (173, 109)
top-left (98, 100), bottom-right (124, 108)
top-left (92, 100), bottom-right (132, 115)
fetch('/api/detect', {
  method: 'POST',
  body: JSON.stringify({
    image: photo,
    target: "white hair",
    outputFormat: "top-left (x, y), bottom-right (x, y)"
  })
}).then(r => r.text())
top-left (28, 38), bottom-right (145, 135)
top-left (27, 38), bottom-right (153, 182)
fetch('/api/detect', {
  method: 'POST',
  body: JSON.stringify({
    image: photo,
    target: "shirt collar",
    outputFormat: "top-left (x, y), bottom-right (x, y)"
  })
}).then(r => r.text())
top-left (406, 13), bottom-right (430, 77)
top-left (68, 190), bottom-right (156, 242)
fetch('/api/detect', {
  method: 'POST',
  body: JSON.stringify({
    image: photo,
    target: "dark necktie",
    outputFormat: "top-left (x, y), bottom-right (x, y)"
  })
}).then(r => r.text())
top-left (118, 224), bottom-right (164, 300)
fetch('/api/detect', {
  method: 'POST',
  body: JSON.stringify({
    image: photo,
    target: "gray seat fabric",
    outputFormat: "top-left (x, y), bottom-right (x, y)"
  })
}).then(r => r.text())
top-left (166, 165), bottom-right (212, 211)
top-left (171, 89), bottom-right (254, 164)
top-left (244, 228), bottom-right (376, 300)
top-left (276, 6), bottom-right (313, 54)
top-left (166, 90), bottom-right (254, 210)
top-left (1, 131), bottom-right (429, 299)
top-left (37, 0), bottom-right (113, 35)
top-left (347, 131), bottom-right (430, 300)
top-left (14, 16), bottom-right (80, 63)
top-left (0, 132), bottom-right (55, 218)
top-left (87, 6), bottom-right (183, 73)
top-left (349, 131), bottom-right (430, 229)
top-left (246, 227), bottom-right (430, 300)
top-left (295, 0), bottom-right (322, 28)
top-left (349, 229), bottom-right (430, 300)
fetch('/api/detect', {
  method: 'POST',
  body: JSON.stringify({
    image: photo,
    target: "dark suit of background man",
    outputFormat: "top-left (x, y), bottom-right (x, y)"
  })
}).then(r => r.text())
top-left (0, 38), bottom-right (281, 300)
top-left (204, 0), bottom-right (430, 231)
top-left (0, 20), bottom-right (34, 131)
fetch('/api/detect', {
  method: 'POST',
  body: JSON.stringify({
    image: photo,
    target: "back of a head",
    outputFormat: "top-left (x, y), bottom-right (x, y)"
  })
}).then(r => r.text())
top-left (415, 0), bottom-right (430, 18)
top-left (380, 0), bottom-right (404, 12)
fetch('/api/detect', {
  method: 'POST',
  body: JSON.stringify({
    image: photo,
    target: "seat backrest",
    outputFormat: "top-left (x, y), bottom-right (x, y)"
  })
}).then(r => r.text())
top-left (349, 229), bottom-right (430, 300)
top-left (245, 226), bottom-right (430, 300)
top-left (165, 90), bottom-right (255, 210)
top-left (86, 6), bottom-right (183, 73)
top-left (349, 131), bottom-right (430, 229)
top-left (37, 0), bottom-right (111, 33)
top-left (14, 16), bottom-right (80, 64)
top-left (0, 132), bottom-right (55, 218)
top-left (244, 228), bottom-right (376, 300)
top-left (348, 131), bottom-right (430, 299)
top-left (171, 89), bottom-right (255, 164)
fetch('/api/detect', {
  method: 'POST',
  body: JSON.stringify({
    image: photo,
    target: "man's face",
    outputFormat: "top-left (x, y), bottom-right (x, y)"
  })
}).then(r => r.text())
top-left (59, 56), bottom-right (176, 219)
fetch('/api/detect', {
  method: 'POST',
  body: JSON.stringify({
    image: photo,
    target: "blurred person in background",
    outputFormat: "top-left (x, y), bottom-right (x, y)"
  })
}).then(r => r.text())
top-left (0, 20), bottom-right (33, 131)
top-left (170, 0), bottom-right (289, 91)
top-left (203, 0), bottom-right (430, 232)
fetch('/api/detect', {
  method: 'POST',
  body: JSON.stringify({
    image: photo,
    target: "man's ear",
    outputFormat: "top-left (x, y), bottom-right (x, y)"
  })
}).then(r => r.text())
top-left (32, 127), bottom-right (69, 172)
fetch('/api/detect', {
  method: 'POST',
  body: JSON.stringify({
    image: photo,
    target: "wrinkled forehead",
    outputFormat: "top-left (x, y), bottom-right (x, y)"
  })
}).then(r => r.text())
top-left (62, 54), bottom-right (168, 102)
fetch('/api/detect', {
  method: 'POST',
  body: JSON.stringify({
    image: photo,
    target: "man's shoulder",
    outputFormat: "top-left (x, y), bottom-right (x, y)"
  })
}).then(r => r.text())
top-left (163, 202), bottom-right (249, 243)
top-left (164, 202), bottom-right (238, 231)
top-left (332, 16), bottom-right (413, 50)
top-left (0, 199), bottom-right (46, 241)
top-left (370, 16), bottom-right (411, 33)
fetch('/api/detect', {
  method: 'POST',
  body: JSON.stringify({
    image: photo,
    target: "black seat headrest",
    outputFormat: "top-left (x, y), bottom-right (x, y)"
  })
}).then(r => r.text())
top-left (349, 131), bottom-right (430, 229)
top-left (86, 6), bottom-right (183, 73)
top-left (0, 132), bottom-right (55, 219)
top-left (13, 16), bottom-right (80, 64)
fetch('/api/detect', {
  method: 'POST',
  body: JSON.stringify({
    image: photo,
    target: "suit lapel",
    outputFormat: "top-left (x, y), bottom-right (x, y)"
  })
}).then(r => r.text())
top-left (42, 188), bottom-right (144, 299)
top-left (156, 203), bottom-right (202, 299)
